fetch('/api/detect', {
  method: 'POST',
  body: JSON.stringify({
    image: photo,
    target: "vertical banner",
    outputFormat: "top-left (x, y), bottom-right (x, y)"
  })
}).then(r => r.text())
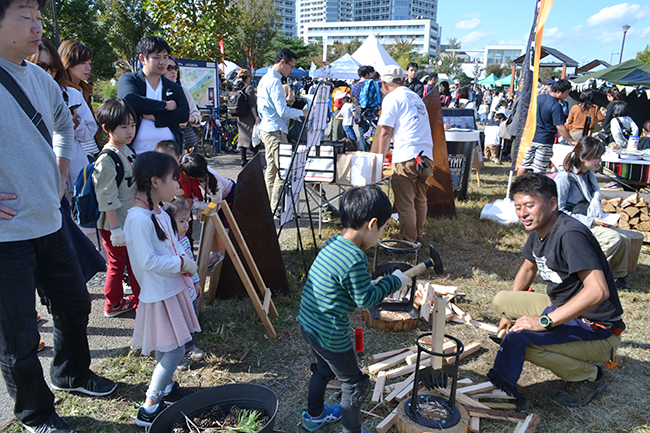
top-left (511, 0), bottom-right (554, 171)
top-left (219, 39), bottom-right (226, 74)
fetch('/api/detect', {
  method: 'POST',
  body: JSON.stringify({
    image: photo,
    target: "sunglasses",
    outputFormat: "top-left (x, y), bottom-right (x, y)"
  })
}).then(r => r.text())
top-left (167, 64), bottom-right (178, 72)
top-left (36, 62), bottom-right (51, 72)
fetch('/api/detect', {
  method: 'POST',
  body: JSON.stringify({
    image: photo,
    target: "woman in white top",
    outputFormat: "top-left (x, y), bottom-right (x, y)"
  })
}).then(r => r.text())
top-left (609, 102), bottom-right (639, 149)
top-left (164, 58), bottom-right (201, 152)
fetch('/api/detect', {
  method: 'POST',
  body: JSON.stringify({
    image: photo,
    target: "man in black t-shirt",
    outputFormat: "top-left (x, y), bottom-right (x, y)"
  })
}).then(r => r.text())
top-left (517, 80), bottom-right (577, 176)
top-left (405, 62), bottom-right (424, 98)
top-left (492, 173), bottom-right (624, 407)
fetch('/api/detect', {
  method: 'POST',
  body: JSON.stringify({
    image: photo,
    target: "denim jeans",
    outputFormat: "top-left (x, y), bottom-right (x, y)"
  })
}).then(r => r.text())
top-left (343, 125), bottom-right (357, 141)
top-left (357, 120), bottom-right (370, 152)
top-left (302, 327), bottom-right (369, 433)
top-left (0, 228), bottom-right (92, 425)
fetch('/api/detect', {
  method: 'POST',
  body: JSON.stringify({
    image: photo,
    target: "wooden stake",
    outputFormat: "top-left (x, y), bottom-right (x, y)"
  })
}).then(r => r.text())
top-left (432, 296), bottom-right (446, 369)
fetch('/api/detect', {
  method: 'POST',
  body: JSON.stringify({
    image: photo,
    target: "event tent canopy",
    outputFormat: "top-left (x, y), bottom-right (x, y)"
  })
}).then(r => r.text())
top-left (218, 60), bottom-right (242, 76)
top-left (572, 59), bottom-right (650, 87)
top-left (253, 66), bottom-right (309, 77)
top-left (311, 53), bottom-right (361, 80)
top-left (351, 33), bottom-right (400, 71)
top-left (478, 73), bottom-right (498, 85)
top-left (495, 74), bottom-right (513, 86)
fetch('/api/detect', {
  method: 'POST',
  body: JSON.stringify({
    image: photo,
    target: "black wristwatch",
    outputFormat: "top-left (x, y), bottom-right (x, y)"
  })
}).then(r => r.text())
top-left (539, 315), bottom-right (553, 329)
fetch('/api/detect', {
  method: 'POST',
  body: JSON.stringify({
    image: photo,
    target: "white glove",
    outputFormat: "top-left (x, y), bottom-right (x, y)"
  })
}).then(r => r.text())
top-left (180, 255), bottom-right (198, 275)
top-left (392, 269), bottom-right (410, 290)
top-left (110, 228), bottom-right (126, 247)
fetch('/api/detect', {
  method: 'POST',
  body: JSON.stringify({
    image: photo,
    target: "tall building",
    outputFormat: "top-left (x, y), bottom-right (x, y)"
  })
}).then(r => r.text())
top-left (296, 0), bottom-right (353, 38)
top-left (353, 0), bottom-right (437, 22)
top-left (276, 0), bottom-right (296, 38)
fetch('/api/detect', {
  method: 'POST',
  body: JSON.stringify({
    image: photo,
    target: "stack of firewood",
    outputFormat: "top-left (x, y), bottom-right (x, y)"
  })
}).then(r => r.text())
top-left (601, 196), bottom-right (650, 232)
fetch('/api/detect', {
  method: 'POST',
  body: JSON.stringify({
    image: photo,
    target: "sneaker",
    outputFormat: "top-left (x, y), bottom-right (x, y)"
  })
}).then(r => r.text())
top-left (186, 346), bottom-right (205, 362)
top-left (135, 401), bottom-right (167, 428)
top-left (615, 277), bottom-right (632, 291)
top-left (104, 296), bottom-right (135, 317)
top-left (52, 372), bottom-right (117, 397)
top-left (122, 273), bottom-right (133, 296)
top-left (176, 358), bottom-right (192, 371)
top-left (301, 404), bottom-right (342, 432)
top-left (162, 381), bottom-right (193, 404)
top-left (552, 366), bottom-right (607, 407)
top-left (23, 412), bottom-right (76, 433)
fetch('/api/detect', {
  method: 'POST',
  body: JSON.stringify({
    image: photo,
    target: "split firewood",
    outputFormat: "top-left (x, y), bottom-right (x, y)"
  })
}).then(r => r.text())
top-left (625, 206), bottom-right (640, 218)
top-left (372, 347), bottom-right (414, 363)
top-left (513, 413), bottom-right (542, 433)
top-left (619, 220), bottom-right (630, 229)
top-left (639, 212), bottom-right (649, 222)
top-left (372, 372), bottom-right (386, 403)
top-left (620, 212), bottom-right (630, 221)
top-left (375, 407), bottom-right (399, 433)
top-left (629, 217), bottom-right (640, 226)
top-left (385, 357), bottom-right (431, 379)
top-left (457, 381), bottom-right (493, 395)
top-left (637, 222), bottom-right (650, 232)
top-left (470, 416), bottom-right (480, 433)
top-left (467, 407), bottom-right (527, 422)
top-left (369, 350), bottom-right (412, 374)
top-left (445, 342), bottom-right (482, 364)
top-left (608, 197), bottom-right (622, 207)
top-left (385, 372), bottom-right (415, 402)
top-left (405, 340), bottom-right (456, 365)
top-left (436, 387), bottom-right (491, 409)
top-left (473, 389), bottom-right (517, 400)
top-left (483, 402), bottom-right (517, 410)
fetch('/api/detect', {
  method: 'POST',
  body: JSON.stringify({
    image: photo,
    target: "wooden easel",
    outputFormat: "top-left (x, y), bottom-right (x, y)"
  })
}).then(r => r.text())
top-left (195, 202), bottom-right (278, 339)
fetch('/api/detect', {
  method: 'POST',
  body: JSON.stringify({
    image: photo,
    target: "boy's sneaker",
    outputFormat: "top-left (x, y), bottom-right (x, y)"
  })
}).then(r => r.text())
top-left (104, 296), bottom-right (135, 317)
top-left (51, 372), bottom-right (117, 397)
top-left (176, 358), bottom-right (192, 371)
top-left (23, 412), bottom-right (76, 433)
top-left (552, 366), bottom-right (607, 407)
top-left (162, 381), bottom-right (193, 404)
top-left (186, 346), bottom-right (205, 362)
top-left (301, 404), bottom-right (342, 432)
top-left (135, 401), bottom-right (166, 428)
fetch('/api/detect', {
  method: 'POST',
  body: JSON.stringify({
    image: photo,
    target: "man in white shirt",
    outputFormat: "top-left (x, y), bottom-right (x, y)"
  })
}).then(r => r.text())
top-left (372, 65), bottom-right (434, 242)
top-left (256, 48), bottom-right (307, 213)
top-left (117, 36), bottom-right (189, 155)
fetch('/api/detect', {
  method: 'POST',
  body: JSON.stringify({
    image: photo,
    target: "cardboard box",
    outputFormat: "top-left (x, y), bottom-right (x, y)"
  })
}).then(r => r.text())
top-left (279, 142), bottom-right (344, 183)
top-left (336, 152), bottom-right (384, 186)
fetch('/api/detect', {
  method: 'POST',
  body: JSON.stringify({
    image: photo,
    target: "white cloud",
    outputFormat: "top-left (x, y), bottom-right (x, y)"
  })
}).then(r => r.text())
top-left (460, 29), bottom-right (497, 46)
top-left (543, 27), bottom-right (565, 42)
top-left (586, 3), bottom-right (650, 27)
top-left (455, 18), bottom-right (481, 30)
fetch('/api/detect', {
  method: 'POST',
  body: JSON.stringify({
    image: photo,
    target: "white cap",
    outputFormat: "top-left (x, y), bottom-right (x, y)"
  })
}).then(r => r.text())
top-left (380, 65), bottom-right (404, 83)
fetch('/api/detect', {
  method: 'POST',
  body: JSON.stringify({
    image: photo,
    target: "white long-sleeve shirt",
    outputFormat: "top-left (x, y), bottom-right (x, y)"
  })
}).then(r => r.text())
top-left (610, 116), bottom-right (639, 148)
top-left (256, 68), bottom-right (303, 134)
top-left (66, 86), bottom-right (97, 182)
top-left (124, 207), bottom-right (193, 303)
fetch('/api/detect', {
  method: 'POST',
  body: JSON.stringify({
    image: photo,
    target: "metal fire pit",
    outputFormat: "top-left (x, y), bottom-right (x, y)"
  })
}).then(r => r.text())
top-left (405, 333), bottom-right (464, 429)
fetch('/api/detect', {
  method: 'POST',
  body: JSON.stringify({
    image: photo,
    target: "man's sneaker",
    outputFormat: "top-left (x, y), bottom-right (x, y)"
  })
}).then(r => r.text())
top-left (135, 402), bottom-right (166, 427)
top-left (301, 404), bottom-right (342, 432)
top-left (104, 296), bottom-right (135, 317)
top-left (52, 372), bottom-right (117, 397)
top-left (186, 346), bottom-right (205, 362)
top-left (23, 412), bottom-right (76, 433)
top-left (162, 381), bottom-right (193, 404)
top-left (552, 366), bottom-right (607, 407)
top-left (176, 357), bottom-right (192, 371)
top-left (615, 277), bottom-right (632, 291)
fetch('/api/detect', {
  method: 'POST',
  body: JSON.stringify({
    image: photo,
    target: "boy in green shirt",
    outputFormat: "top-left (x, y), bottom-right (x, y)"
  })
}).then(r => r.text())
top-left (297, 186), bottom-right (409, 433)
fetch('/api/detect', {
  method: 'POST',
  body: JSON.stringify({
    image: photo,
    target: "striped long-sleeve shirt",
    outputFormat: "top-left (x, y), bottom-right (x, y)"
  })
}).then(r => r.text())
top-left (297, 235), bottom-right (401, 352)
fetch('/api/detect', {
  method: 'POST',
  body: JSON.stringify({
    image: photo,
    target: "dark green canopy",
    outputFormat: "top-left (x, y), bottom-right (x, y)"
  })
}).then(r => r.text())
top-left (572, 59), bottom-right (650, 86)
top-left (478, 73), bottom-right (498, 85)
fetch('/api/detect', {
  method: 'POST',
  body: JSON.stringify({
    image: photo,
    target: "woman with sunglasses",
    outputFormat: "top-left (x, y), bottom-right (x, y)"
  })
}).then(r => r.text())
top-left (27, 39), bottom-right (95, 189)
top-left (59, 39), bottom-right (101, 157)
top-left (554, 136), bottom-right (632, 291)
top-left (163, 57), bottom-right (201, 152)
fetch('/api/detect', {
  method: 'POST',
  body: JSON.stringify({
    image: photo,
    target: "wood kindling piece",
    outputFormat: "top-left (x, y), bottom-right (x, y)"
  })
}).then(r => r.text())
top-left (467, 407), bottom-right (527, 422)
top-left (371, 372), bottom-right (386, 403)
top-left (445, 341), bottom-right (482, 364)
top-left (457, 381), bottom-right (494, 395)
top-left (371, 347), bottom-right (415, 363)
top-left (385, 372), bottom-right (416, 403)
top-left (210, 202), bottom-right (277, 339)
top-left (513, 413), bottom-right (542, 433)
top-left (369, 350), bottom-right (412, 374)
top-left (375, 407), bottom-right (399, 433)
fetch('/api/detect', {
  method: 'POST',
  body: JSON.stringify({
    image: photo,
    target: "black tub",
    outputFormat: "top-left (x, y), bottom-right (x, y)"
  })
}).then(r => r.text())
top-left (149, 382), bottom-right (283, 433)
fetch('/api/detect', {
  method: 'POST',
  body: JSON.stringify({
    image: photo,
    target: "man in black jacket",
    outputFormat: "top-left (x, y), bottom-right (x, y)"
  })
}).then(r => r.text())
top-left (117, 36), bottom-right (189, 154)
top-left (405, 62), bottom-right (423, 98)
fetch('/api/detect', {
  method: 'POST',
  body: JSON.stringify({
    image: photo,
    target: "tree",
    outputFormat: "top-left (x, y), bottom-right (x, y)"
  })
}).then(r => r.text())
top-left (267, 34), bottom-right (313, 69)
top-left (538, 66), bottom-right (558, 84)
top-left (227, 0), bottom-right (280, 70)
top-left (472, 63), bottom-right (484, 81)
top-left (485, 63), bottom-right (504, 78)
top-left (147, 0), bottom-right (230, 60)
top-left (637, 45), bottom-right (650, 66)
top-left (434, 53), bottom-right (462, 78)
top-left (97, 0), bottom-right (159, 71)
top-left (387, 37), bottom-right (417, 69)
top-left (41, 0), bottom-right (118, 80)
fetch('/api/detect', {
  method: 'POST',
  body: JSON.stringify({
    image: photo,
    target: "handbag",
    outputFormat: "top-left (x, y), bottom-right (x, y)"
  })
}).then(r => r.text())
top-left (181, 125), bottom-right (199, 150)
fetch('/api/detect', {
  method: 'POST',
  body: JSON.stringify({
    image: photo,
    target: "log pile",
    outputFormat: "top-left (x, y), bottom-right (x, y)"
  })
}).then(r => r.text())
top-left (602, 196), bottom-right (650, 232)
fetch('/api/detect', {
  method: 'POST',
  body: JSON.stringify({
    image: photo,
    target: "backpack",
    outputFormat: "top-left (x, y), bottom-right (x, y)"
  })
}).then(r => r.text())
top-left (359, 80), bottom-right (381, 109)
top-left (227, 89), bottom-right (250, 117)
top-left (73, 149), bottom-right (124, 228)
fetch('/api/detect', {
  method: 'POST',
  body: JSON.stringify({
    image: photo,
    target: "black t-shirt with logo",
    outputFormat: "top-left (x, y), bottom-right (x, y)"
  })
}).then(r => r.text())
top-left (522, 212), bottom-right (624, 329)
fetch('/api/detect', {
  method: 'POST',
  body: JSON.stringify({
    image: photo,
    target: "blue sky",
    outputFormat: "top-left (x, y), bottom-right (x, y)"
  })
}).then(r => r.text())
top-left (437, 1), bottom-right (650, 66)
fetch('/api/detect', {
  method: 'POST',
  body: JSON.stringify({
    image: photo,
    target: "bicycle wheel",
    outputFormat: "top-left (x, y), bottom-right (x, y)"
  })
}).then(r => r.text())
top-left (201, 123), bottom-right (216, 158)
top-left (227, 121), bottom-right (238, 153)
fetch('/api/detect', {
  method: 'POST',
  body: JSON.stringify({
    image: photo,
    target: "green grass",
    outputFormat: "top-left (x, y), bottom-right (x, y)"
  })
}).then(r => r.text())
top-left (6, 163), bottom-right (650, 432)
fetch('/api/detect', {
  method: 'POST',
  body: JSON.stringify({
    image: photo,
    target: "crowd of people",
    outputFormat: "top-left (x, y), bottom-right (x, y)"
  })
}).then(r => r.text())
top-left (0, 0), bottom-right (645, 431)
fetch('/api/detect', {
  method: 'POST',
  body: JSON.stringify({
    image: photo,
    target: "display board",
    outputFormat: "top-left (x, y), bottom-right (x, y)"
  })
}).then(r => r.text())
top-left (177, 59), bottom-right (219, 108)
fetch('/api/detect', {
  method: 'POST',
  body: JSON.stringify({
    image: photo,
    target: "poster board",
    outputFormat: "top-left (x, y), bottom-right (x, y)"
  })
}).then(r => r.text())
top-left (177, 59), bottom-right (219, 108)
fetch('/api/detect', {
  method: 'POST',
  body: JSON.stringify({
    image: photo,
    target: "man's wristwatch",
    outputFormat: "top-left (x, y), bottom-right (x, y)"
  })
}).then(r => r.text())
top-left (539, 315), bottom-right (553, 329)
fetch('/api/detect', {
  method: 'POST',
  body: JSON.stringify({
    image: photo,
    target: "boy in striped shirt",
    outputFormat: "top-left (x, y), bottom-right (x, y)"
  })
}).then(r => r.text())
top-left (297, 186), bottom-right (410, 433)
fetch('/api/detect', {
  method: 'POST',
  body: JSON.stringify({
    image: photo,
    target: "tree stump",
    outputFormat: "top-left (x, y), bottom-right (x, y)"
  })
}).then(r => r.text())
top-left (395, 395), bottom-right (470, 433)
top-left (364, 309), bottom-right (418, 332)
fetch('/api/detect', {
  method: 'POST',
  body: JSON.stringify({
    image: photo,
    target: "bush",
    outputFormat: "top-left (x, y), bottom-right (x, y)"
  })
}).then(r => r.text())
top-left (93, 80), bottom-right (118, 103)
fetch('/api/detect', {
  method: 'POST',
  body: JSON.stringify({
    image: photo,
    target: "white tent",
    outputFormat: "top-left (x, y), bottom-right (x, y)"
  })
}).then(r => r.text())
top-left (218, 60), bottom-right (242, 76)
top-left (310, 53), bottom-right (361, 80)
top-left (351, 33), bottom-right (400, 71)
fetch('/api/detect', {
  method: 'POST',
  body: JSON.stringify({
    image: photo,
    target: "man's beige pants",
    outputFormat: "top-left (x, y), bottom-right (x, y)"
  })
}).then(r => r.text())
top-left (260, 130), bottom-right (287, 211)
top-left (493, 291), bottom-right (620, 382)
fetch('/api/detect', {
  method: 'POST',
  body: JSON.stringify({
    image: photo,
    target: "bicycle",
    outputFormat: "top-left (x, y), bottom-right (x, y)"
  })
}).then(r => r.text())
top-left (199, 105), bottom-right (238, 157)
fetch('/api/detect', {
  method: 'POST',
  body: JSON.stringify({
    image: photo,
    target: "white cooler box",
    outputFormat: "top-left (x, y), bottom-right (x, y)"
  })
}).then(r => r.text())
top-left (336, 152), bottom-right (384, 186)
top-left (279, 142), bottom-right (344, 183)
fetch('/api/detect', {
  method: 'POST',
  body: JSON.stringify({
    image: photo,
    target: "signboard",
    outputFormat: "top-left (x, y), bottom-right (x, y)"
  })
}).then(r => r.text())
top-left (177, 59), bottom-right (219, 108)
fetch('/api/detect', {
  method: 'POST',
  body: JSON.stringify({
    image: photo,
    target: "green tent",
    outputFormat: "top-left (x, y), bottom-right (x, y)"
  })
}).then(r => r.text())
top-left (495, 74), bottom-right (513, 86)
top-left (572, 59), bottom-right (650, 86)
top-left (478, 73), bottom-right (498, 85)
